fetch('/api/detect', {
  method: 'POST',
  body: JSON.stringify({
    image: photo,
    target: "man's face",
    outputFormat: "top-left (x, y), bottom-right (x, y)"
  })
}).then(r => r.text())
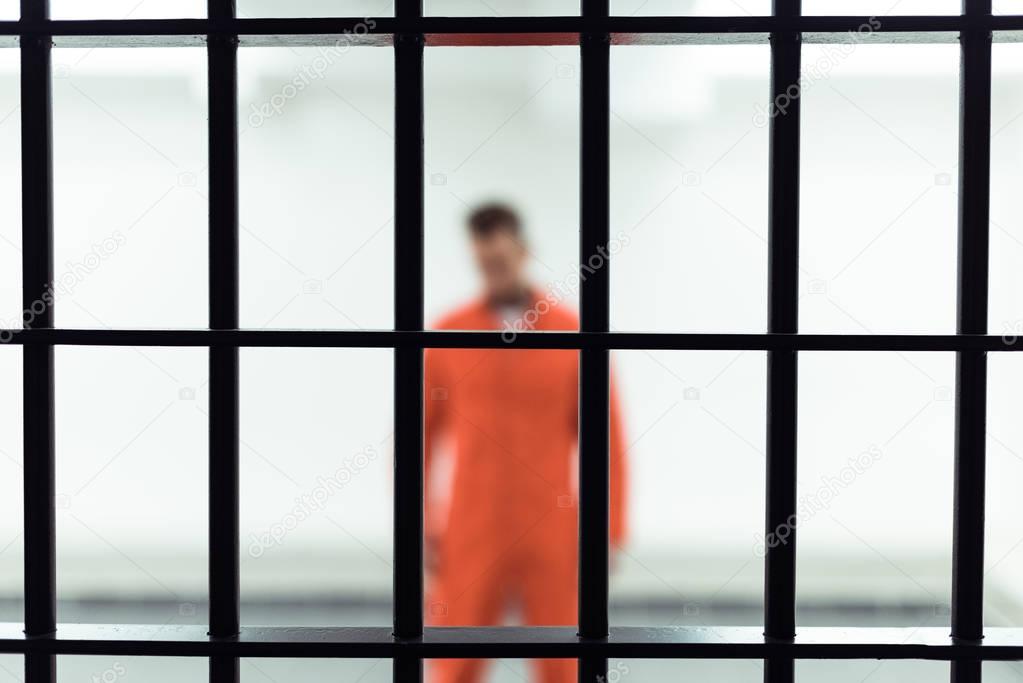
top-left (471, 226), bottom-right (528, 302)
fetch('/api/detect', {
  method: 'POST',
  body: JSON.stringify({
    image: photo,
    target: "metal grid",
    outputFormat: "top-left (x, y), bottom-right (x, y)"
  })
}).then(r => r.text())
top-left (1, 1), bottom-right (1022, 682)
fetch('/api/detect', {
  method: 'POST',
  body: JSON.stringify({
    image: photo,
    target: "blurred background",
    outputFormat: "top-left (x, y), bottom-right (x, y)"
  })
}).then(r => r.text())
top-left (1, 1), bottom-right (1023, 681)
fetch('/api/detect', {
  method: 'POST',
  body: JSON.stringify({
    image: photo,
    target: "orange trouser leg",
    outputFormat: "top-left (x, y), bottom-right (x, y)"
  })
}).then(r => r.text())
top-left (522, 548), bottom-right (577, 683)
top-left (426, 557), bottom-right (506, 683)
top-left (529, 658), bottom-right (577, 683)
top-left (429, 658), bottom-right (490, 683)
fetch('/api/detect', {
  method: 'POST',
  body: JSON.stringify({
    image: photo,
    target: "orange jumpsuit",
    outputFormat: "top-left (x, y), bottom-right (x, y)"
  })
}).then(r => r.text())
top-left (424, 292), bottom-right (627, 683)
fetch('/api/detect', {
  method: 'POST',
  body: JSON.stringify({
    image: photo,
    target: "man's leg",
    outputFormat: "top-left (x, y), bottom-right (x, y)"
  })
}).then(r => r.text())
top-left (528, 658), bottom-right (576, 683)
top-left (428, 658), bottom-right (490, 683)
top-left (521, 550), bottom-right (577, 683)
top-left (426, 562), bottom-right (506, 683)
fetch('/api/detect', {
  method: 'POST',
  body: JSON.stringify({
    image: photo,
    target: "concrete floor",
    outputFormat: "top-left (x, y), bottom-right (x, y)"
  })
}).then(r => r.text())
top-left (0, 603), bottom-right (1020, 683)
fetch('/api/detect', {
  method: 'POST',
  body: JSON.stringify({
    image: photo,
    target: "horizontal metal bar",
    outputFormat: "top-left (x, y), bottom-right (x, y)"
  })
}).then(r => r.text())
top-left (0, 30), bottom-right (993, 48)
top-left (0, 27), bottom-right (1018, 47)
top-left (0, 625), bottom-right (1021, 660)
top-left (46, 30), bottom-right (977, 48)
top-left (0, 329), bottom-right (1022, 351)
top-left (2, 14), bottom-right (1023, 42)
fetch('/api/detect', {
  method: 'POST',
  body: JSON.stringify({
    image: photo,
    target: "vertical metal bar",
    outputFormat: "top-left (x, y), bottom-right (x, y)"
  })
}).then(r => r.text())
top-left (393, 0), bottom-right (424, 681)
top-left (21, 0), bottom-right (57, 681)
top-left (208, 1), bottom-right (239, 682)
top-left (765, 1), bottom-right (800, 683)
top-left (393, 658), bottom-right (423, 683)
top-left (24, 653), bottom-right (55, 683)
top-left (579, 1), bottom-right (610, 682)
top-left (21, 2), bottom-right (57, 682)
top-left (951, 2), bottom-right (992, 683)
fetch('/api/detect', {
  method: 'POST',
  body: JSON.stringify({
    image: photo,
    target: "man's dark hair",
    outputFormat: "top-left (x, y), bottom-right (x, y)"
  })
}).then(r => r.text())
top-left (467, 203), bottom-right (521, 239)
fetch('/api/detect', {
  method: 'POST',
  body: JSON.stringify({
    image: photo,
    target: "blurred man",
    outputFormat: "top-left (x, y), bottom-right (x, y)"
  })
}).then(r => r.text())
top-left (424, 204), bottom-right (628, 683)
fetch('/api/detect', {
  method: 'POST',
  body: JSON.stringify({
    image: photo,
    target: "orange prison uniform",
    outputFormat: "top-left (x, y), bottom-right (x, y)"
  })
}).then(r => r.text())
top-left (424, 293), bottom-right (628, 683)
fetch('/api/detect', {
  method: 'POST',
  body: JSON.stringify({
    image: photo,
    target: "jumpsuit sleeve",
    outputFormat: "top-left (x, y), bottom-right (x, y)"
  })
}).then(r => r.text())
top-left (609, 374), bottom-right (628, 547)
top-left (424, 347), bottom-right (449, 541)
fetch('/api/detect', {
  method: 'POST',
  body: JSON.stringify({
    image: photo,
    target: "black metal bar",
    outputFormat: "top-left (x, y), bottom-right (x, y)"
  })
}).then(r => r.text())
top-left (578, 656), bottom-right (608, 683)
top-left (765, 2), bottom-right (800, 683)
top-left (20, 0), bottom-right (56, 682)
top-left (0, 28), bottom-right (995, 49)
top-left (3, 624), bottom-right (1023, 660)
top-left (209, 656), bottom-right (238, 683)
top-left (393, 656), bottom-right (423, 682)
top-left (2, 0), bottom-right (1013, 673)
top-left (8, 14), bottom-right (1023, 40)
top-left (578, 3), bottom-right (611, 683)
top-left (4, 329), bottom-right (1023, 351)
top-left (4, 29), bottom-right (1015, 50)
top-left (392, 15), bottom-right (424, 683)
top-left (20, 0), bottom-right (55, 637)
top-left (207, 3), bottom-right (240, 683)
top-left (951, 2), bottom-right (993, 683)
top-left (23, 650), bottom-right (54, 683)
top-left (579, 0), bottom-right (611, 643)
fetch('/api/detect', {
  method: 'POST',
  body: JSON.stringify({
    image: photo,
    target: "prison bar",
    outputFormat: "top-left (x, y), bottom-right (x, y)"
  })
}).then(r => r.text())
top-left (3, 329), bottom-right (1023, 351)
top-left (20, 0), bottom-right (56, 682)
top-left (3, 625), bottom-right (1023, 660)
top-left (4, 14), bottom-right (1023, 43)
top-left (763, 2), bottom-right (801, 683)
top-left (7, 1), bottom-right (1023, 681)
top-left (206, 2), bottom-right (241, 683)
top-left (577, 2), bottom-right (612, 683)
top-left (951, 2), bottom-right (994, 683)
top-left (392, 2), bottom-right (426, 683)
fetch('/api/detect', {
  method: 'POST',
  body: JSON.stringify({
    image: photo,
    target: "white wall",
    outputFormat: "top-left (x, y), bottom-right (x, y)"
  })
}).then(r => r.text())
top-left (0, 4), bottom-right (1021, 626)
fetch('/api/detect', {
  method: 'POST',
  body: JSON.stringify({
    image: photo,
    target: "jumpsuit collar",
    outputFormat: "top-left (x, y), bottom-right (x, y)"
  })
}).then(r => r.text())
top-left (480, 286), bottom-right (545, 330)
